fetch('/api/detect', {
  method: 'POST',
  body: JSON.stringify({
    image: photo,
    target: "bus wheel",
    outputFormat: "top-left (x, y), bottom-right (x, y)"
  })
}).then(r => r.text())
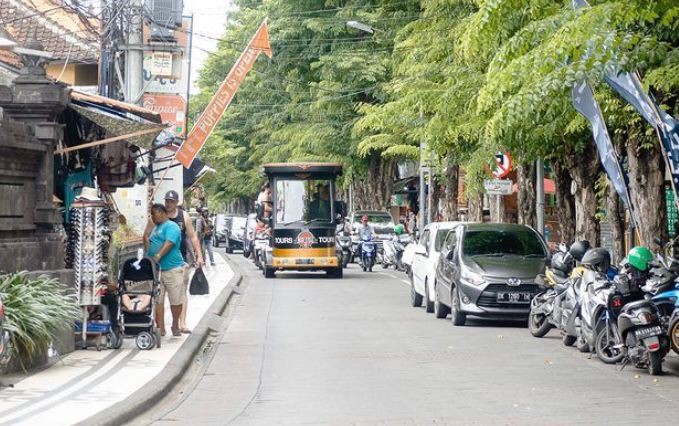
top-left (327, 267), bottom-right (343, 279)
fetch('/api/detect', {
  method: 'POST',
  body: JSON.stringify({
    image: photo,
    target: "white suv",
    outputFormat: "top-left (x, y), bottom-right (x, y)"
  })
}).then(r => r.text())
top-left (409, 222), bottom-right (464, 312)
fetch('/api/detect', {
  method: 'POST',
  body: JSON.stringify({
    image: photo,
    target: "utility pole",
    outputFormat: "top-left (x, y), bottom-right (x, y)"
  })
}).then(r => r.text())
top-left (125, 0), bottom-right (144, 104)
top-left (418, 110), bottom-right (426, 233)
top-left (536, 159), bottom-right (545, 235)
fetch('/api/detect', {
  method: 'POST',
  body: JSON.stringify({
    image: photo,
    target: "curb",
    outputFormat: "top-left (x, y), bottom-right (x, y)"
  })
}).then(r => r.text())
top-left (79, 256), bottom-right (243, 426)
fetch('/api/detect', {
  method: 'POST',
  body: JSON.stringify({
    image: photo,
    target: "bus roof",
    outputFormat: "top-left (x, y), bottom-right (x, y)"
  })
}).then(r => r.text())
top-left (261, 162), bottom-right (343, 176)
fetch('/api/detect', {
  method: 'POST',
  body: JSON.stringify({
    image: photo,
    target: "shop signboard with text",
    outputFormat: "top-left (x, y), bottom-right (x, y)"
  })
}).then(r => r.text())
top-left (142, 56), bottom-right (189, 96)
top-left (142, 94), bottom-right (186, 136)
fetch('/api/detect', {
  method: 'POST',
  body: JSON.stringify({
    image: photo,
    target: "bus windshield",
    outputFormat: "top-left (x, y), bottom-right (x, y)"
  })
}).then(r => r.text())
top-left (275, 179), bottom-right (333, 224)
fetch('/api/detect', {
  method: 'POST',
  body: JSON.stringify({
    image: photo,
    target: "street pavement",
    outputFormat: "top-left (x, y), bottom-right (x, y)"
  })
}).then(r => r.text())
top-left (0, 255), bottom-right (234, 426)
top-left (144, 254), bottom-right (679, 425)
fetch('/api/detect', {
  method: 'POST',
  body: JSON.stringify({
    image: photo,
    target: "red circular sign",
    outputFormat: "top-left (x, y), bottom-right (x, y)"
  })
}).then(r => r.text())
top-left (296, 231), bottom-right (316, 248)
top-left (492, 151), bottom-right (512, 178)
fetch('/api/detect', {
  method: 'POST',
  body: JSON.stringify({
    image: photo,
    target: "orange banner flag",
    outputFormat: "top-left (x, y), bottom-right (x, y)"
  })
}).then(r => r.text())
top-left (175, 20), bottom-right (273, 168)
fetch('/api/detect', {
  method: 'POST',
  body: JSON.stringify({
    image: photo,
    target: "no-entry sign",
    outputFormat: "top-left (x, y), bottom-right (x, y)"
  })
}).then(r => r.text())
top-left (492, 151), bottom-right (512, 178)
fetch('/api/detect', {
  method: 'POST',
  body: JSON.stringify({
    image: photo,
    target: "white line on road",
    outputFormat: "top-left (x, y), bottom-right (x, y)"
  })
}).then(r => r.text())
top-left (379, 271), bottom-right (411, 286)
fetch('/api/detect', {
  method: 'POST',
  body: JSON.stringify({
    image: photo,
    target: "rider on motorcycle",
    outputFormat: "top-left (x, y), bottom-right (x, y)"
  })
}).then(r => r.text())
top-left (357, 215), bottom-right (375, 257)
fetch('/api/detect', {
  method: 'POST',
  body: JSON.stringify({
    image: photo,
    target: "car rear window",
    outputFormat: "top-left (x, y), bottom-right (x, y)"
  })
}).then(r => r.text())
top-left (462, 229), bottom-right (545, 257)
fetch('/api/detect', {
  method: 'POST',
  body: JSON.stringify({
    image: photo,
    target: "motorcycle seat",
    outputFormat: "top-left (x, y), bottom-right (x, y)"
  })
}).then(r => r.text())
top-left (620, 299), bottom-right (653, 314)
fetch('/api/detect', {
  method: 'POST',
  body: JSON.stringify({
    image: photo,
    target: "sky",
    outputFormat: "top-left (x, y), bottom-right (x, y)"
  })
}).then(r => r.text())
top-left (184, 0), bottom-right (237, 93)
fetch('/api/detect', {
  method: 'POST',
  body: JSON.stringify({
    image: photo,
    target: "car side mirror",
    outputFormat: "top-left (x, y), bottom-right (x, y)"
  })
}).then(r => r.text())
top-left (446, 249), bottom-right (455, 261)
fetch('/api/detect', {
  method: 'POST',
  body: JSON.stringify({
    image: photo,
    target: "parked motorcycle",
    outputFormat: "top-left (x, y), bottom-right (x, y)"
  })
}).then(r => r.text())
top-left (529, 247), bottom-right (574, 337)
top-left (0, 295), bottom-right (12, 371)
top-left (382, 228), bottom-right (411, 271)
top-left (594, 247), bottom-right (670, 374)
top-left (574, 247), bottom-right (620, 353)
top-left (359, 235), bottom-right (376, 272)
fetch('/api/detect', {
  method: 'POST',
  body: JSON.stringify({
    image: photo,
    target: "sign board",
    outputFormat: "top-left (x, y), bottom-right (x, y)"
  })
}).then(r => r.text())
top-left (492, 151), bottom-right (512, 178)
top-left (150, 51), bottom-right (173, 76)
top-left (143, 56), bottom-right (189, 95)
top-left (142, 94), bottom-right (186, 136)
top-left (484, 179), bottom-right (513, 195)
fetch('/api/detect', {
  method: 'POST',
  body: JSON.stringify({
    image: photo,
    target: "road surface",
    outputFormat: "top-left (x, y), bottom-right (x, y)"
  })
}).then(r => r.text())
top-left (145, 255), bottom-right (679, 425)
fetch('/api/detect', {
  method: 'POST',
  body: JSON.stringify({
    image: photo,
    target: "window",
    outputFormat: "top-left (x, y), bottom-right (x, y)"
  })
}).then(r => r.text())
top-left (420, 230), bottom-right (430, 250)
top-left (462, 229), bottom-right (546, 257)
top-left (276, 179), bottom-right (332, 224)
top-left (434, 228), bottom-right (453, 252)
top-left (445, 230), bottom-right (458, 252)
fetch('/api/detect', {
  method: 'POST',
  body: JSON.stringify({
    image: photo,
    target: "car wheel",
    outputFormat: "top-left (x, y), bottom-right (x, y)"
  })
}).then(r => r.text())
top-left (410, 273), bottom-right (423, 307)
top-left (433, 281), bottom-right (450, 319)
top-left (424, 280), bottom-right (434, 313)
top-left (450, 286), bottom-right (466, 326)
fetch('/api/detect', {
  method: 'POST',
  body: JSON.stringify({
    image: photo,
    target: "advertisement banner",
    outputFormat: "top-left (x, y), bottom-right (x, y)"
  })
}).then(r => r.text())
top-left (175, 20), bottom-right (273, 168)
top-left (572, 81), bottom-right (634, 212)
top-left (142, 94), bottom-right (186, 136)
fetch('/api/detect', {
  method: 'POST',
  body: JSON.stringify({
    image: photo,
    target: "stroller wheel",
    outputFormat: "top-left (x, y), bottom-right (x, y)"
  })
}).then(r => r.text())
top-left (155, 328), bottom-right (162, 349)
top-left (136, 331), bottom-right (155, 350)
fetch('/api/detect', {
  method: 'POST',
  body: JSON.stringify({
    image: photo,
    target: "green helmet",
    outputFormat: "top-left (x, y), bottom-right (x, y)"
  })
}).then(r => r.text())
top-left (394, 224), bottom-right (405, 235)
top-left (628, 246), bottom-right (654, 272)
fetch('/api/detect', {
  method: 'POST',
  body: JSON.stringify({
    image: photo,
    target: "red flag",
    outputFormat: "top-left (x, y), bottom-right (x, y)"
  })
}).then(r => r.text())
top-left (176, 20), bottom-right (273, 168)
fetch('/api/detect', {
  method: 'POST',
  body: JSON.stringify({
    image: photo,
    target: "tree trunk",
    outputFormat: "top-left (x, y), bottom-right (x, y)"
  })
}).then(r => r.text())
top-left (552, 159), bottom-right (576, 244)
top-left (607, 180), bottom-right (626, 264)
top-left (352, 153), bottom-right (395, 211)
top-left (442, 163), bottom-right (459, 221)
top-left (468, 192), bottom-right (484, 222)
top-left (626, 137), bottom-right (668, 246)
top-left (429, 175), bottom-right (442, 223)
top-left (565, 141), bottom-right (601, 245)
top-left (517, 163), bottom-right (536, 228)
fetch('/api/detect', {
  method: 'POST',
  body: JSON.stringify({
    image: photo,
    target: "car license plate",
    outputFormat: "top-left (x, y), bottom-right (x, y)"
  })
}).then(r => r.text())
top-left (634, 325), bottom-right (662, 339)
top-left (496, 292), bottom-right (531, 304)
top-left (295, 259), bottom-right (313, 265)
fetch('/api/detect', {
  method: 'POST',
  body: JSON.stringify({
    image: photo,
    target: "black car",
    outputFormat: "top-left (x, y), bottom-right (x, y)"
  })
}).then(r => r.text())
top-left (433, 223), bottom-right (548, 326)
top-left (226, 215), bottom-right (247, 254)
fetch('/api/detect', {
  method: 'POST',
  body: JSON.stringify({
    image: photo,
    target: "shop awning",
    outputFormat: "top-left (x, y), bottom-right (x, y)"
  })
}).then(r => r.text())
top-left (64, 90), bottom-right (165, 151)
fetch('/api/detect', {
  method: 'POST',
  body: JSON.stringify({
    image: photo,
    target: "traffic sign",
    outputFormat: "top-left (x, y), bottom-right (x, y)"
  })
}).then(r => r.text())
top-left (492, 151), bottom-right (512, 178)
top-left (484, 179), bottom-right (513, 195)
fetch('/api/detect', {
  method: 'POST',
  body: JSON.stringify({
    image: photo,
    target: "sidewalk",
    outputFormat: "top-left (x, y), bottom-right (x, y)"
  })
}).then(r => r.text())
top-left (0, 253), bottom-right (238, 426)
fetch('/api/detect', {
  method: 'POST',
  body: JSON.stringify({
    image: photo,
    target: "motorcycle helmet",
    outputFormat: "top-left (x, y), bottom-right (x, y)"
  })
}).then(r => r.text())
top-left (580, 248), bottom-right (611, 273)
top-left (627, 246), bottom-right (654, 272)
top-left (550, 251), bottom-right (574, 275)
top-left (394, 224), bottom-right (405, 235)
top-left (569, 240), bottom-right (591, 262)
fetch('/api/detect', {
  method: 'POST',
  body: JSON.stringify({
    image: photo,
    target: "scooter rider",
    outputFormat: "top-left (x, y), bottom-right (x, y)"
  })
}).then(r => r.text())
top-left (357, 215), bottom-right (375, 259)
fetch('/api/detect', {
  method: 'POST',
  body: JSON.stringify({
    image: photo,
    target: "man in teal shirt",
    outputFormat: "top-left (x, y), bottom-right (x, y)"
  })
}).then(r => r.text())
top-left (147, 204), bottom-right (185, 336)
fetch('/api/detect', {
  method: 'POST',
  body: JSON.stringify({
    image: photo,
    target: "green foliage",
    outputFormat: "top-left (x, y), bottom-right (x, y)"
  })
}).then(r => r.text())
top-left (0, 272), bottom-right (80, 365)
top-left (193, 0), bottom-right (678, 206)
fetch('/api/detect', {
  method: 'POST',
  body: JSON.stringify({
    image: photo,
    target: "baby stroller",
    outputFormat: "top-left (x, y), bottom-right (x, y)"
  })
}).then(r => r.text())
top-left (112, 257), bottom-right (162, 350)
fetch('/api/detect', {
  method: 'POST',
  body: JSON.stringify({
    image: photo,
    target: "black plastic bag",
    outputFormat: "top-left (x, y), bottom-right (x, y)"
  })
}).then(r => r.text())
top-left (189, 267), bottom-right (209, 295)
